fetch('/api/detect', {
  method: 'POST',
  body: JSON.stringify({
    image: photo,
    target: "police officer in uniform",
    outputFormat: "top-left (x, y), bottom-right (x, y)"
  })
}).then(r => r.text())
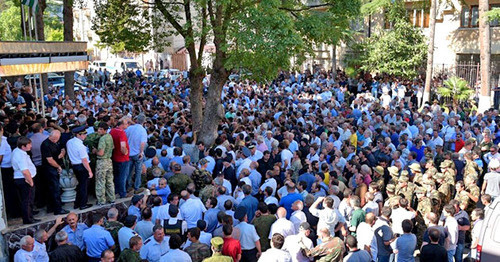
top-left (66, 125), bottom-right (93, 210)
top-left (140, 225), bottom-right (169, 262)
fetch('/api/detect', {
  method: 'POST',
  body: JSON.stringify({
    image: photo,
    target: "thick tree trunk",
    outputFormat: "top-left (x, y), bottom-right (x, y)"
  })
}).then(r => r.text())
top-left (63, 0), bottom-right (75, 99)
top-left (199, 38), bottom-right (229, 146)
top-left (423, 0), bottom-right (437, 106)
top-left (190, 71), bottom-right (204, 134)
top-left (478, 0), bottom-right (491, 112)
top-left (36, 1), bottom-right (49, 94)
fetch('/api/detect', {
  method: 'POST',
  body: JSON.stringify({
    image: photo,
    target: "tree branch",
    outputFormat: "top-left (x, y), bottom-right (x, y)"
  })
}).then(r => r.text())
top-left (197, 5), bottom-right (208, 66)
top-left (279, 3), bottom-right (332, 12)
top-left (155, 0), bottom-right (186, 37)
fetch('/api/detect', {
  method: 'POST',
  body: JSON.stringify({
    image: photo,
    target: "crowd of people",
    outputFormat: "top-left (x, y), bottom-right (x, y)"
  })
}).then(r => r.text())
top-left (1, 66), bottom-right (499, 262)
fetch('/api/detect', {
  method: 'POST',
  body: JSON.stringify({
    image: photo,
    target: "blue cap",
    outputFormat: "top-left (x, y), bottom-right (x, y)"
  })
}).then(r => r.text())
top-left (71, 125), bottom-right (87, 134)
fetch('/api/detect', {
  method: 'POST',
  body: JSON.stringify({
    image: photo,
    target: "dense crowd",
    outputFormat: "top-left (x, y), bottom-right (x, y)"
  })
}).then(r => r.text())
top-left (0, 67), bottom-right (499, 262)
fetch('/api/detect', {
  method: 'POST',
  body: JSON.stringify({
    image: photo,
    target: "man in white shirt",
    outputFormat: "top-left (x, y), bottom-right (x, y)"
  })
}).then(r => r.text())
top-left (125, 114), bottom-right (148, 192)
top-left (282, 222), bottom-right (314, 262)
top-left (258, 233), bottom-right (293, 262)
top-left (390, 198), bottom-right (416, 235)
top-left (14, 236), bottom-right (35, 262)
top-left (355, 213), bottom-right (377, 257)
top-left (289, 200), bottom-right (307, 232)
top-left (269, 207), bottom-right (296, 239)
top-left (66, 126), bottom-right (93, 210)
top-left (12, 136), bottom-right (39, 224)
top-left (443, 204), bottom-right (459, 262)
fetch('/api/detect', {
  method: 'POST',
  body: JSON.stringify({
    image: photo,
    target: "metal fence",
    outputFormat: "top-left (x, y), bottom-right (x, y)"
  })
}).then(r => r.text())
top-left (433, 62), bottom-right (499, 90)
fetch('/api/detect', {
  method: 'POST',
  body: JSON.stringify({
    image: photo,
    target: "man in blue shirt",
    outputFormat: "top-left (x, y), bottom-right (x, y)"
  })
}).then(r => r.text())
top-left (128, 194), bottom-right (143, 221)
top-left (279, 182), bottom-right (304, 219)
top-left (118, 215), bottom-right (140, 251)
top-left (238, 185), bottom-right (259, 222)
top-left (62, 213), bottom-right (88, 250)
top-left (298, 171), bottom-right (316, 192)
top-left (140, 225), bottom-right (170, 262)
top-left (82, 213), bottom-right (115, 261)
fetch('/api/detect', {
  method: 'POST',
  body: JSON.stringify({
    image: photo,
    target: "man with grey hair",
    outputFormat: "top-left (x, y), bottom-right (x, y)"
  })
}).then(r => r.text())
top-left (104, 207), bottom-right (124, 253)
top-left (14, 235), bottom-right (35, 262)
top-left (49, 231), bottom-right (85, 262)
top-left (126, 114), bottom-right (148, 194)
top-left (33, 217), bottom-right (64, 261)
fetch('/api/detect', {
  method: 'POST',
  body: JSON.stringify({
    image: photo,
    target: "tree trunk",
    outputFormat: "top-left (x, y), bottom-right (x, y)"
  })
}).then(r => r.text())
top-left (199, 37), bottom-right (229, 147)
top-left (423, 0), bottom-right (437, 106)
top-left (36, 0), bottom-right (49, 94)
top-left (478, 0), bottom-right (491, 113)
top-left (331, 45), bottom-right (336, 74)
top-left (189, 70), bottom-right (204, 135)
top-left (63, 0), bottom-right (75, 100)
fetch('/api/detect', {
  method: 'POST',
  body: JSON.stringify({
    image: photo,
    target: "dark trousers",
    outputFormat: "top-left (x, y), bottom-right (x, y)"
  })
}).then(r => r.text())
top-left (72, 164), bottom-right (89, 208)
top-left (1, 167), bottom-right (21, 218)
top-left (14, 178), bottom-right (35, 223)
top-left (46, 166), bottom-right (63, 213)
top-left (241, 248), bottom-right (257, 262)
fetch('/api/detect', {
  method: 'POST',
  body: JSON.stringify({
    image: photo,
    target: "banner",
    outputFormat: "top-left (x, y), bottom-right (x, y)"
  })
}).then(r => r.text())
top-left (21, 0), bottom-right (39, 13)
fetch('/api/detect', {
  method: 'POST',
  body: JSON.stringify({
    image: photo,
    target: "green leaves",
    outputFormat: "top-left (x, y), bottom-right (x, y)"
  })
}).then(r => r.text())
top-left (92, 0), bottom-right (152, 53)
top-left (438, 76), bottom-right (474, 102)
top-left (359, 18), bottom-right (427, 78)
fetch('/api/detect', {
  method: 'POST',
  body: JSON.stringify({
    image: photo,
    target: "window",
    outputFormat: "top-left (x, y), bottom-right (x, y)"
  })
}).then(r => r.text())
top-left (461, 5), bottom-right (500, 28)
top-left (408, 9), bottom-right (430, 28)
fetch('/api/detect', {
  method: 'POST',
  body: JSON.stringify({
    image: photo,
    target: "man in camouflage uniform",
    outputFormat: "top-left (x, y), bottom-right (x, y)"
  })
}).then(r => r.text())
top-left (117, 235), bottom-right (142, 262)
top-left (424, 159), bottom-right (438, 176)
top-left (372, 166), bottom-right (385, 192)
top-left (396, 175), bottom-right (415, 206)
top-left (464, 152), bottom-right (480, 181)
top-left (440, 160), bottom-right (456, 186)
top-left (409, 163), bottom-right (423, 186)
top-left (301, 228), bottom-right (344, 262)
top-left (387, 166), bottom-right (399, 184)
top-left (84, 122), bottom-right (101, 173)
top-left (184, 227), bottom-right (211, 262)
top-left (168, 163), bottom-right (193, 195)
top-left (429, 190), bottom-right (442, 215)
top-left (94, 122), bottom-right (115, 205)
top-left (104, 207), bottom-right (124, 256)
top-left (464, 173), bottom-right (480, 212)
top-left (436, 172), bottom-right (452, 204)
top-left (384, 184), bottom-right (401, 208)
top-left (415, 187), bottom-right (431, 247)
top-left (192, 159), bottom-right (212, 195)
top-left (434, 145), bottom-right (445, 170)
top-left (455, 181), bottom-right (472, 213)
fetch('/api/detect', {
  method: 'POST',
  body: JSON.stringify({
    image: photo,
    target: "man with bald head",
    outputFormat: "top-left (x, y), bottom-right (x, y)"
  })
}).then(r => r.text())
top-left (269, 207), bottom-right (296, 239)
top-left (41, 129), bottom-right (68, 215)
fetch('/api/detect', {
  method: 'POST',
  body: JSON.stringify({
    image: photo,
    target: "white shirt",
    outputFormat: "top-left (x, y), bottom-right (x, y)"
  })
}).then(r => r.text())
top-left (260, 178), bottom-right (278, 196)
top-left (445, 216), bottom-right (459, 251)
top-left (180, 198), bottom-right (206, 228)
top-left (66, 137), bottom-right (89, 165)
top-left (0, 136), bottom-right (12, 168)
top-left (156, 204), bottom-right (183, 222)
top-left (14, 248), bottom-right (34, 262)
top-left (160, 249), bottom-right (192, 262)
top-left (32, 241), bottom-right (49, 262)
top-left (356, 222), bottom-right (375, 251)
top-left (12, 148), bottom-right (36, 179)
top-left (281, 149), bottom-right (293, 169)
top-left (391, 208), bottom-right (416, 235)
top-left (258, 248), bottom-right (292, 262)
top-left (269, 218), bottom-right (296, 239)
top-left (362, 201), bottom-right (380, 216)
top-left (290, 211), bottom-right (307, 232)
top-left (310, 207), bottom-right (339, 236)
top-left (283, 233), bottom-right (313, 262)
top-left (264, 196), bottom-right (279, 206)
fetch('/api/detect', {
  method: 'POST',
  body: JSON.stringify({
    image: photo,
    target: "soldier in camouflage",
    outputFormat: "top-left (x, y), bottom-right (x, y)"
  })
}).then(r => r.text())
top-left (454, 181), bottom-right (471, 212)
top-left (192, 159), bottom-right (212, 195)
top-left (440, 160), bottom-right (456, 186)
top-left (415, 187), bottom-right (431, 248)
top-left (94, 122), bottom-right (115, 205)
top-left (384, 184), bottom-right (401, 209)
top-left (301, 228), bottom-right (344, 262)
top-left (387, 166), bottom-right (400, 184)
top-left (104, 208), bottom-right (124, 257)
top-left (396, 175), bottom-right (415, 206)
top-left (372, 166), bottom-right (386, 192)
top-left (436, 172), bottom-right (452, 204)
top-left (409, 163), bottom-right (423, 186)
top-left (117, 235), bottom-right (143, 262)
top-left (168, 163), bottom-right (193, 195)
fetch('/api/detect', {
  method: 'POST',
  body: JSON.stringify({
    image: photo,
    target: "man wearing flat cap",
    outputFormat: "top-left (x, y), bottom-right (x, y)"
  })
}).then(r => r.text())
top-left (202, 237), bottom-right (233, 262)
top-left (67, 125), bottom-right (93, 210)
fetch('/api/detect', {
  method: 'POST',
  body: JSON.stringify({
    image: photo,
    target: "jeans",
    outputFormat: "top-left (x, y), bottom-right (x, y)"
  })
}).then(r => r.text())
top-left (447, 249), bottom-right (456, 262)
top-left (377, 254), bottom-right (391, 262)
top-left (455, 243), bottom-right (465, 262)
top-left (128, 154), bottom-right (143, 190)
top-left (114, 161), bottom-right (130, 198)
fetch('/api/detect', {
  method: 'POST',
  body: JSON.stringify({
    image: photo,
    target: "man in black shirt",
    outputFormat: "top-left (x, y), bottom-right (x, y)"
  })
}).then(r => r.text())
top-left (420, 228), bottom-right (448, 262)
top-left (49, 230), bottom-right (85, 262)
top-left (41, 130), bottom-right (69, 215)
